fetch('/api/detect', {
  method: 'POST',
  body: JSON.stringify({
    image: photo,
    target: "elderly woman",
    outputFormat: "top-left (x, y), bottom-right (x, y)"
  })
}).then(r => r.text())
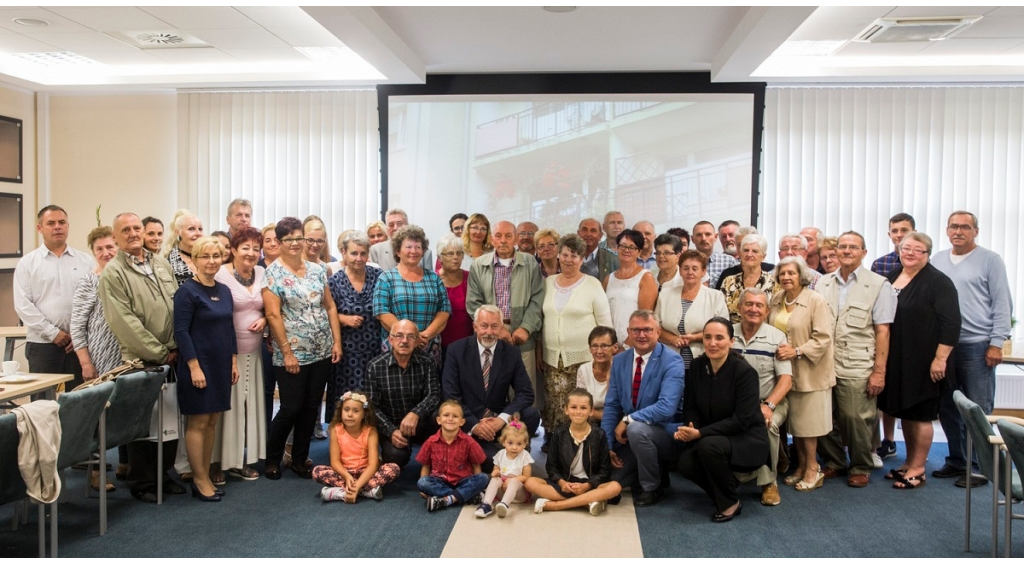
top-left (263, 217), bottom-right (342, 480)
top-left (373, 224), bottom-right (452, 367)
top-left (768, 256), bottom-right (835, 492)
top-left (655, 250), bottom-right (729, 371)
top-left (818, 237), bottom-right (840, 274)
top-left (212, 227), bottom-right (267, 482)
top-left (653, 233), bottom-right (683, 291)
top-left (461, 213), bottom-right (493, 269)
top-left (142, 216), bottom-right (164, 255)
top-left (71, 226), bottom-right (122, 490)
top-left (604, 229), bottom-right (657, 345)
top-left (720, 234), bottom-right (780, 324)
top-left (535, 228), bottom-right (561, 278)
top-left (437, 234), bottom-right (473, 355)
top-left (878, 233), bottom-right (961, 489)
top-left (541, 234), bottom-right (612, 445)
top-left (366, 220), bottom-right (388, 246)
top-left (672, 318), bottom-right (769, 522)
top-left (326, 230), bottom-right (382, 426)
top-left (164, 209), bottom-right (204, 286)
top-left (174, 236), bottom-right (237, 501)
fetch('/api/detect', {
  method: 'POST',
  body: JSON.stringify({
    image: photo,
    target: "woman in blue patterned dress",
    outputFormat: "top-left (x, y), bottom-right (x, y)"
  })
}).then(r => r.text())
top-left (372, 225), bottom-right (451, 368)
top-left (327, 230), bottom-right (381, 426)
top-left (262, 217), bottom-right (342, 480)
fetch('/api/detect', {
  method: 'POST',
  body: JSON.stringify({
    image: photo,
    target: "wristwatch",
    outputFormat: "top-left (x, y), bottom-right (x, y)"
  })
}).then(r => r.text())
top-left (762, 400), bottom-right (776, 411)
top-left (622, 415), bottom-right (631, 425)
top-left (795, 347), bottom-right (802, 358)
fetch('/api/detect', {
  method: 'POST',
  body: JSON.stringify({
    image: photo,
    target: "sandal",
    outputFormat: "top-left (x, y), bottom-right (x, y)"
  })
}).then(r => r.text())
top-left (90, 471), bottom-right (116, 492)
top-left (783, 473), bottom-right (803, 486)
top-left (893, 474), bottom-right (926, 489)
top-left (227, 467), bottom-right (260, 481)
top-left (884, 468), bottom-right (907, 480)
top-left (795, 470), bottom-right (824, 492)
top-left (211, 470), bottom-right (227, 487)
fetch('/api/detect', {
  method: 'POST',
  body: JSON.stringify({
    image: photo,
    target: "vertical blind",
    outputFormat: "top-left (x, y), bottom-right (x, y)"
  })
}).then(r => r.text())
top-left (763, 86), bottom-right (1022, 333)
top-left (180, 90), bottom-right (379, 241)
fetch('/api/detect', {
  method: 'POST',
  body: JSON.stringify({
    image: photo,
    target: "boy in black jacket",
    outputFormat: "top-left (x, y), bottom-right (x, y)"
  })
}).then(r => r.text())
top-left (525, 388), bottom-right (622, 515)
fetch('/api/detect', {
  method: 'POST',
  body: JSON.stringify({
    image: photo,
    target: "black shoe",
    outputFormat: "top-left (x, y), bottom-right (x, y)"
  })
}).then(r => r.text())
top-left (932, 464), bottom-right (965, 479)
top-left (290, 463), bottom-right (313, 479)
top-left (633, 489), bottom-right (662, 507)
top-left (712, 502), bottom-right (742, 523)
top-left (265, 463), bottom-right (281, 481)
top-left (163, 480), bottom-right (187, 495)
top-left (190, 482), bottom-right (221, 502)
top-left (130, 487), bottom-right (158, 504)
top-left (955, 474), bottom-right (989, 488)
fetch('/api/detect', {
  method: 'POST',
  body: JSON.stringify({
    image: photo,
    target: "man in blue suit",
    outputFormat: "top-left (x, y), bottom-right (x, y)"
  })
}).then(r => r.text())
top-left (443, 304), bottom-right (540, 472)
top-left (602, 309), bottom-right (684, 507)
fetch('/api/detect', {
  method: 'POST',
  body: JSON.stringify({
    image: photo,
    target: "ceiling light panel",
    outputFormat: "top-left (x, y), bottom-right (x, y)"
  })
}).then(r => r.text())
top-left (105, 30), bottom-right (210, 50)
top-left (8, 51), bottom-right (100, 67)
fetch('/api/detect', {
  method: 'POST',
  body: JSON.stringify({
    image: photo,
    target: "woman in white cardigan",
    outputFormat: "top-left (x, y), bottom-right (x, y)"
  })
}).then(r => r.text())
top-left (655, 249), bottom-right (729, 370)
top-left (541, 234), bottom-right (612, 449)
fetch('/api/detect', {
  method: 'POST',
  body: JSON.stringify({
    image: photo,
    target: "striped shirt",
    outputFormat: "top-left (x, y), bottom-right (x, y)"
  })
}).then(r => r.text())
top-left (14, 245), bottom-right (96, 343)
top-left (492, 254), bottom-right (514, 320)
top-left (70, 273), bottom-right (122, 375)
top-left (732, 322), bottom-right (792, 400)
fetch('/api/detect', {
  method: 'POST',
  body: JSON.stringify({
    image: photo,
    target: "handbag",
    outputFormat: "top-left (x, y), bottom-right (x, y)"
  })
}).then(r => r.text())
top-left (71, 359), bottom-right (145, 391)
top-left (148, 365), bottom-right (181, 442)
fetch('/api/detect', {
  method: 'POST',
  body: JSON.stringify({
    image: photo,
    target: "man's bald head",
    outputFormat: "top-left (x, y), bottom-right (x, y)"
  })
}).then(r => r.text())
top-left (492, 221), bottom-right (517, 258)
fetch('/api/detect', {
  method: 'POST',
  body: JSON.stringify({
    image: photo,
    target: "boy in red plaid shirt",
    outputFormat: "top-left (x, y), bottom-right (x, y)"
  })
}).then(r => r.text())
top-left (417, 399), bottom-right (489, 511)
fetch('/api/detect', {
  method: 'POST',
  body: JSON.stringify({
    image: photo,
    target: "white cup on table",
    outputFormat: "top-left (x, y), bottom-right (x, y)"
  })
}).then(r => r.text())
top-left (2, 360), bottom-right (19, 375)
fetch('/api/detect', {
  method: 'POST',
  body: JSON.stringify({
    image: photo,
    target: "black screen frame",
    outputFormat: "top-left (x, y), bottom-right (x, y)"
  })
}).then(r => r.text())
top-left (377, 72), bottom-right (766, 226)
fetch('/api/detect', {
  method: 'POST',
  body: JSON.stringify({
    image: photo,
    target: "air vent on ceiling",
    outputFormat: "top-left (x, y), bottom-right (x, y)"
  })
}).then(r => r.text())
top-left (105, 30), bottom-right (210, 50)
top-left (854, 16), bottom-right (982, 42)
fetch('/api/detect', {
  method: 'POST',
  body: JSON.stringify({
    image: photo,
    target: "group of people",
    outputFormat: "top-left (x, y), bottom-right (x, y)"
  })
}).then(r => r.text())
top-left (12, 200), bottom-right (1013, 521)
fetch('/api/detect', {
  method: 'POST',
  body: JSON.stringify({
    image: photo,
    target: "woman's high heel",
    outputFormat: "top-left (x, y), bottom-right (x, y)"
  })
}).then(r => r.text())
top-left (190, 482), bottom-right (222, 502)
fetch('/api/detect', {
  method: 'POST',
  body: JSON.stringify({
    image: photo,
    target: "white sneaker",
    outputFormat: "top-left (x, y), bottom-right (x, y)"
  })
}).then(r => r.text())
top-left (871, 452), bottom-right (883, 469)
top-left (495, 501), bottom-right (509, 518)
top-left (474, 503), bottom-right (493, 518)
top-left (534, 498), bottom-right (548, 514)
top-left (589, 500), bottom-right (607, 516)
top-left (359, 486), bottom-right (383, 500)
top-left (320, 487), bottom-right (346, 501)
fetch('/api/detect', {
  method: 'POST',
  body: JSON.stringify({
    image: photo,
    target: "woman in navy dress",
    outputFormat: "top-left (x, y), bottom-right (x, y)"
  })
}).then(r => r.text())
top-left (174, 236), bottom-right (238, 501)
top-left (327, 231), bottom-right (382, 423)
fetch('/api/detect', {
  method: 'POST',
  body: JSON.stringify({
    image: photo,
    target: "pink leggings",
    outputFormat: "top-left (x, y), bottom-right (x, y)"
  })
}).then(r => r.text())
top-left (312, 463), bottom-right (401, 490)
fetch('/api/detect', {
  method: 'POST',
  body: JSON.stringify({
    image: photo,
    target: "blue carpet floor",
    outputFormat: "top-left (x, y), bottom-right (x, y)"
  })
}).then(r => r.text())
top-left (1, 439), bottom-right (1021, 558)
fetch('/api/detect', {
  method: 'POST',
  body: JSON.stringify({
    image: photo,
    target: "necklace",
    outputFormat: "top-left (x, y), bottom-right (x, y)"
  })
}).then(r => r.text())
top-left (233, 267), bottom-right (255, 287)
top-left (178, 247), bottom-right (191, 258)
top-left (194, 277), bottom-right (219, 301)
top-left (784, 292), bottom-right (800, 306)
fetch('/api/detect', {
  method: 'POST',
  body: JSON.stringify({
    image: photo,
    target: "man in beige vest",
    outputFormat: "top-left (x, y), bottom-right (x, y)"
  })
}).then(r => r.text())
top-left (816, 231), bottom-right (897, 487)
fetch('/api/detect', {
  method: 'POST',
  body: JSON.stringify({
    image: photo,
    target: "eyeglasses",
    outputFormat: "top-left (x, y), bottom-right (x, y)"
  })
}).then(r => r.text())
top-left (468, 225), bottom-right (488, 232)
top-left (654, 251), bottom-right (678, 258)
top-left (618, 245), bottom-right (639, 253)
top-left (628, 327), bottom-right (655, 335)
top-left (195, 254), bottom-right (223, 261)
top-left (304, 238), bottom-right (326, 246)
top-left (589, 343), bottom-right (615, 350)
top-left (778, 246), bottom-right (803, 253)
top-left (901, 247), bottom-right (928, 256)
top-left (440, 251), bottom-right (464, 257)
top-left (947, 223), bottom-right (975, 232)
top-left (536, 243), bottom-right (557, 250)
top-left (390, 333), bottom-right (417, 341)
top-left (280, 237), bottom-right (304, 244)
top-left (518, 231), bottom-right (535, 238)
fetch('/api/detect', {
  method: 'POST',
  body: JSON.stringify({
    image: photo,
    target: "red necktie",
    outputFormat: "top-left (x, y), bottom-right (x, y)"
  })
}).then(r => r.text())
top-left (632, 356), bottom-right (643, 408)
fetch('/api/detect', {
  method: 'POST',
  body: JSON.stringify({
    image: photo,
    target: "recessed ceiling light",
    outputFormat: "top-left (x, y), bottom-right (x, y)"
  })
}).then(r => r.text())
top-left (13, 18), bottom-right (49, 27)
top-left (8, 51), bottom-right (100, 67)
top-left (543, 7), bottom-right (577, 13)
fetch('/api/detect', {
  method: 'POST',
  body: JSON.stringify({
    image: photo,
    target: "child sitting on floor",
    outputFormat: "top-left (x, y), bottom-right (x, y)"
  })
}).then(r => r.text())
top-left (313, 391), bottom-right (400, 502)
top-left (524, 388), bottom-right (622, 516)
top-left (417, 399), bottom-right (489, 512)
top-left (475, 415), bottom-right (534, 519)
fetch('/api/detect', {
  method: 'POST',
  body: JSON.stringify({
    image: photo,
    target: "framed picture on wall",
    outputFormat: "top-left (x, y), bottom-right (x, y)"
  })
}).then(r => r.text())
top-left (0, 115), bottom-right (22, 183)
top-left (0, 192), bottom-right (22, 258)
top-left (0, 269), bottom-right (16, 326)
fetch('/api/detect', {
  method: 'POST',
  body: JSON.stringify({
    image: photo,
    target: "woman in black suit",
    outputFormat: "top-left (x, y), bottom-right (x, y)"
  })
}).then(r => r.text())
top-left (672, 317), bottom-right (768, 522)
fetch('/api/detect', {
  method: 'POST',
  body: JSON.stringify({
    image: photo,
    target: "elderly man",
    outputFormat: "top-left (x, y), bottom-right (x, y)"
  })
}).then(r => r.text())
top-left (633, 221), bottom-right (657, 270)
top-left (800, 227), bottom-right (824, 273)
top-left (365, 320), bottom-right (441, 468)
top-left (368, 208), bottom-right (434, 270)
top-left (718, 220), bottom-right (740, 258)
top-left (932, 211), bottom-right (1014, 487)
top-left (600, 211), bottom-right (626, 254)
top-left (603, 310), bottom-right (684, 507)
top-left (442, 305), bottom-right (540, 471)
top-left (871, 212), bottom-right (915, 277)
top-left (778, 233), bottom-right (822, 290)
top-left (732, 288), bottom-right (792, 506)
top-left (516, 221), bottom-right (539, 255)
top-left (225, 198), bottom-right (252, 238)
top-left (14, 205), bottom-right (95, 388)
top-left (99, 212), bottom-right (182, 503)
top-left (578, 217), bottom-right (619, 281)
top-left (816, 231), bottom-right (896, 488)
top-left (692, 221), bottom-right (738, 288)
top-left (466, 221), bottom-right (545, 408)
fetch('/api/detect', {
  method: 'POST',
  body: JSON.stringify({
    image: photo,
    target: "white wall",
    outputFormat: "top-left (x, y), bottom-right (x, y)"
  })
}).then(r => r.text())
top-left (47, 92), bottom-right (178, 247)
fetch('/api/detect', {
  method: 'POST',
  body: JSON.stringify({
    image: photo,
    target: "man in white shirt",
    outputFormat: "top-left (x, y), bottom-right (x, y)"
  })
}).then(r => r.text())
top-left (13, 205), bottom-right (95, 388)
top-left (368, 208), bottom-right (434, 270)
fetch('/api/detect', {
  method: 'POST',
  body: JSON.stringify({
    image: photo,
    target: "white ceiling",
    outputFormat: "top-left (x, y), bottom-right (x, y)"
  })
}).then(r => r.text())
top-left (0, 6), bottom-right (1022, 91)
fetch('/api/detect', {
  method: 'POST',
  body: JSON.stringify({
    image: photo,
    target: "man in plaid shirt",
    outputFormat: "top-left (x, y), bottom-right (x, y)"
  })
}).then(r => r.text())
top-left (366, 319), bottom-right (441, 468)
top-left (693, 220), bottom-right (738, 288)
top-left (871, 212), bottom-right (915, 277)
